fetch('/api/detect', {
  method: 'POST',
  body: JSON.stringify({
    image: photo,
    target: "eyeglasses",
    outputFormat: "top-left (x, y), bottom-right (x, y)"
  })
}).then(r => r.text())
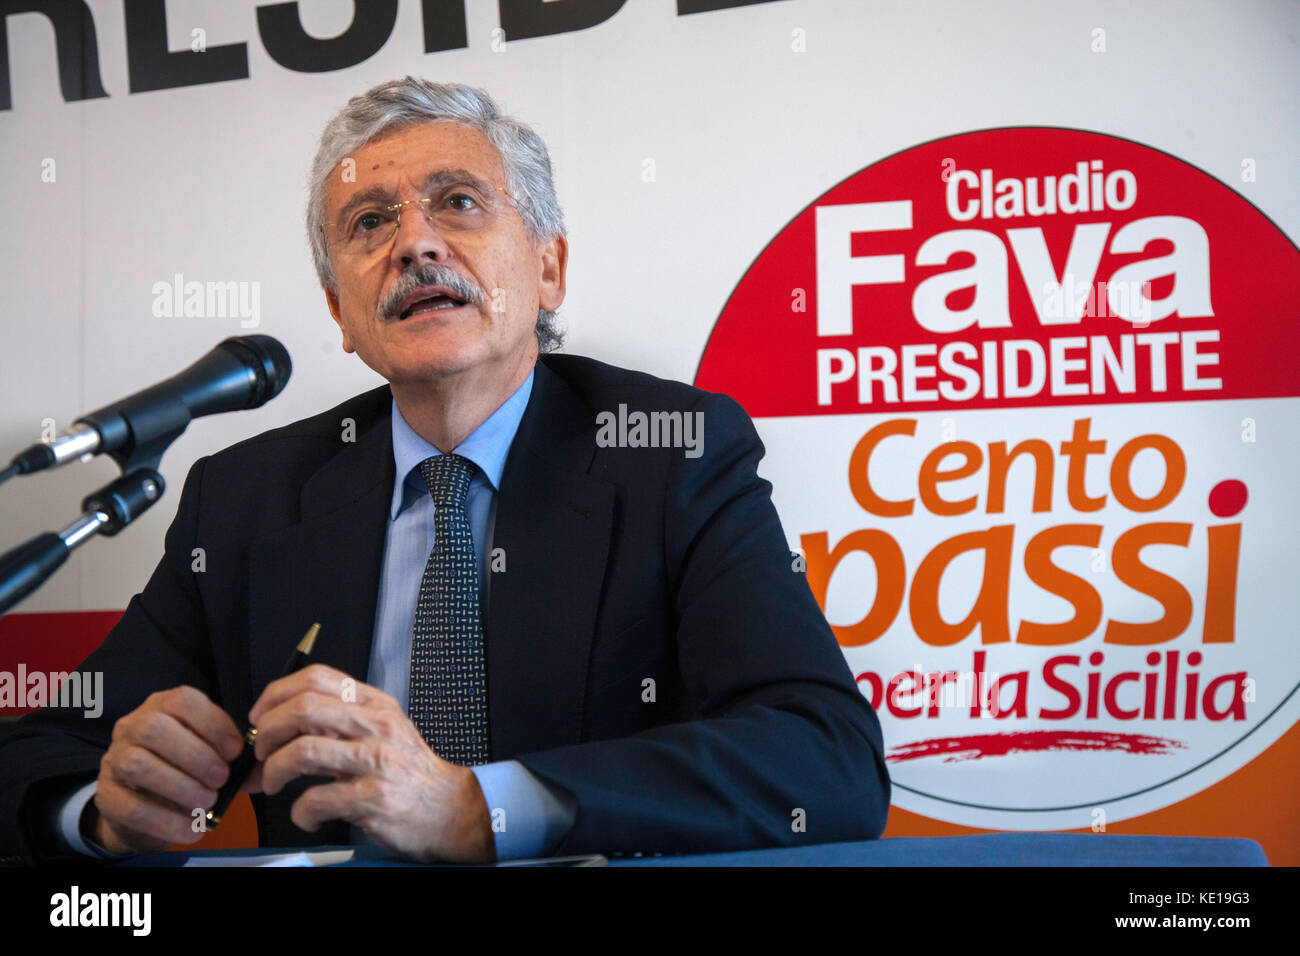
top-left (329, 180), bottom-right (520, 256)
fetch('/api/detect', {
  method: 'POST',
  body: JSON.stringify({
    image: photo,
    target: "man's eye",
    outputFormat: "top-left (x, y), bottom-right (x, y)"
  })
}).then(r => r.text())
top-left (445, 192), bottom-right (479, 212)
top-left (352, 210), bottom-right (389, 234)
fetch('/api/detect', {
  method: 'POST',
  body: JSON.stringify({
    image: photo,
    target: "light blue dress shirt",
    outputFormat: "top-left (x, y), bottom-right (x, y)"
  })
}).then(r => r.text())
top-left (362, 368), bottom-right (573, 859)
top-left (57, 368), bottom-right (573, 861)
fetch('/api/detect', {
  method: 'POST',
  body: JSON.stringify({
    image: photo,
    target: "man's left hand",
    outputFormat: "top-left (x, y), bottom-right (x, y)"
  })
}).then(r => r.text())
top-left (247, 663), bottom-right (495, 863)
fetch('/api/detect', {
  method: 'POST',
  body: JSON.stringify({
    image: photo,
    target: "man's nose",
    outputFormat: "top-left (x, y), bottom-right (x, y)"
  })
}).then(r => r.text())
top-left (390, 202), bottom-right (454, 267)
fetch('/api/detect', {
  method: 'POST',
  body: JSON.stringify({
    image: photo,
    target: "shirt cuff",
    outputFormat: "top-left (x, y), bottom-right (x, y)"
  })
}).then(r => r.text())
top-left (471, 759), bottom-right (575, 860)
top-left (55, 780), bottom-right (129, 859)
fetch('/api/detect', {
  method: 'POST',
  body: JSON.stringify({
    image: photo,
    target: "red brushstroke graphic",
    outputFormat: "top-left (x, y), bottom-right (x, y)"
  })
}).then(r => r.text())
top-left (887, 730), bottom-right (1187, 764)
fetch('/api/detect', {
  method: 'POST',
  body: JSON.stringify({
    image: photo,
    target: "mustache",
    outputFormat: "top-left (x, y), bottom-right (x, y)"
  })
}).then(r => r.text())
top-left (379, 264), bottom-right (484, 319)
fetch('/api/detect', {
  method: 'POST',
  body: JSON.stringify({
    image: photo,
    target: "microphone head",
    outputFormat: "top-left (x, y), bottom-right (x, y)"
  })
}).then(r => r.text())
top-left (217, 335), bottom-right (293, 407)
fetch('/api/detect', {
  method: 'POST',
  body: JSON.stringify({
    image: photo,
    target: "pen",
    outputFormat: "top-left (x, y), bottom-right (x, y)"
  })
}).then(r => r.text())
top-left (205, 622), bottom-right (320, 828)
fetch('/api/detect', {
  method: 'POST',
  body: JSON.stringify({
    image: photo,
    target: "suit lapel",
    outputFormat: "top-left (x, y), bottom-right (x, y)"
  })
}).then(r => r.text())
top-left (486, 359), bottom-right (614, 758)
top-left (247, 387), bottom-right (394, 701)
top-left (244, 385), bottom-right (393, 848)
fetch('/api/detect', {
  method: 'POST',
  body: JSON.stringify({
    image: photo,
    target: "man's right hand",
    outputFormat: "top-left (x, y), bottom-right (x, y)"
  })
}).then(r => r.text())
top-left (88, 686), bottom-right (247, 855)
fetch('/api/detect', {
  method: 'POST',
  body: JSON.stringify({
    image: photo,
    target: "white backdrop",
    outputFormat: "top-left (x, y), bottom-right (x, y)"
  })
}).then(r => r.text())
top-left (2, 0), bottom-right (1295, 611)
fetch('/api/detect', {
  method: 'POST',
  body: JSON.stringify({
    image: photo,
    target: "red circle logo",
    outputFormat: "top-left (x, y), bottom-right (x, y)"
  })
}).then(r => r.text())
top-left (697, 128), bottom-right (1300, 828)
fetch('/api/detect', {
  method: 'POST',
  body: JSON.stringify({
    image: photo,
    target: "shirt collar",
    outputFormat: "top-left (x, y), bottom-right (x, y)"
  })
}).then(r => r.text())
top-left (389, 368), bottom-right (535, 519)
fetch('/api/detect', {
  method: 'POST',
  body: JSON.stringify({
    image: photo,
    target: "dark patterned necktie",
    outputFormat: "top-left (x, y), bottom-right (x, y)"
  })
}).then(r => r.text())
top-left (408, 453), bottom-right (490, 765)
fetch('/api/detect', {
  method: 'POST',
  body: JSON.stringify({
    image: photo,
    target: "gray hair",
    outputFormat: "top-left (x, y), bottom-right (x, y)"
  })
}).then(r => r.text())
top-left (307, 77), bottom-right (565, 353)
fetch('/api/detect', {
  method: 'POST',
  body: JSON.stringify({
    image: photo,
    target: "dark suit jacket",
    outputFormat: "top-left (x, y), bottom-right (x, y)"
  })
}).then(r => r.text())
top-left (0, 353), bottom-right (889, 863)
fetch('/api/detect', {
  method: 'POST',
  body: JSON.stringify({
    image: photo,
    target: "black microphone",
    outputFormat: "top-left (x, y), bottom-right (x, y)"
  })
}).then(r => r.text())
top-left (6, 335), bottom-right (292, 477)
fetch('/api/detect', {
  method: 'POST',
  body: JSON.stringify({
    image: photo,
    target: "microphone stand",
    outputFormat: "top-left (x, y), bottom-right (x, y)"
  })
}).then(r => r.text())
top-left (0, 467), bottom-right (165, 616)
top-left (0, 382), bottom-right (188, 617)
top-left (0, 334), bottom-right (292, 617)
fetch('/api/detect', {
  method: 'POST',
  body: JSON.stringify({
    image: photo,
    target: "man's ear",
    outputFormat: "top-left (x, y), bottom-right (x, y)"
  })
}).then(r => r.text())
top-left (537, 234), bottom-right (568, 313)
top-left (324, 283), bottom-right (355, 353)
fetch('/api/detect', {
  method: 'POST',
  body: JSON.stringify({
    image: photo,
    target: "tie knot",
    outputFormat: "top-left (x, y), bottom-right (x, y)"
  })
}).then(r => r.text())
top-left (418, 454), bottom-right (475, 508)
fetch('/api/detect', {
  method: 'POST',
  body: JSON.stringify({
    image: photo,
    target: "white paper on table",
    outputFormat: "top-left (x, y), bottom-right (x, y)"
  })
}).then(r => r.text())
top-left (183, 849), bottom-right (355, 867)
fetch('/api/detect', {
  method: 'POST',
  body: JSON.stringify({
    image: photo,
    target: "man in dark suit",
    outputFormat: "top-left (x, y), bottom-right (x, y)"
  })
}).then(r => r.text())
top-left (0, 78), bottom-right (889, 864)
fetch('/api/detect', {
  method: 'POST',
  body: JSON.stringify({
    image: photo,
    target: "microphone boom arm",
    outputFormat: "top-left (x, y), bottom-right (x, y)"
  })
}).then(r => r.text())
top-left (0, 467), bottom-right (165, 617)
